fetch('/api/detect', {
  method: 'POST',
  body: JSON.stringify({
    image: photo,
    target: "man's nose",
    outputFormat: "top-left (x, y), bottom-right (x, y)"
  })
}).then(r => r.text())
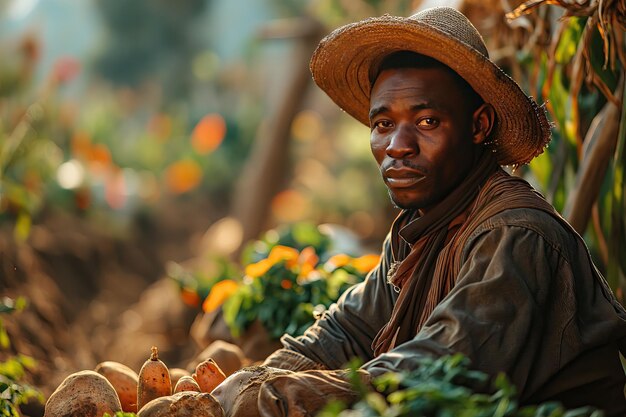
top-left (386, 124), bottom-right (417, 158)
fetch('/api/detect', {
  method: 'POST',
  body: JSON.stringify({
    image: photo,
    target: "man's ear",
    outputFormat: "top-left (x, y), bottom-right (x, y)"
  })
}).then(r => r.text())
top-left (472, 103), bottom-right (495, 145)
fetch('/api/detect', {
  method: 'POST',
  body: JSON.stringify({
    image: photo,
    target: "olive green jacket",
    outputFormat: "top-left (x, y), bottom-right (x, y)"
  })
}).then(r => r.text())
top-left (267, 207), bottom-right (626, 415)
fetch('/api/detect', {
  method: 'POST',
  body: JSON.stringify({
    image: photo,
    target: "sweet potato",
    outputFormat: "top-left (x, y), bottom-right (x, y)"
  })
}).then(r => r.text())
top-left (95, 360), bottom-right (139, 413)
top-left (44, 370), bottom-right (122, 417)
top-left (192, 358), bottom-right (226, 393)
top-left (136, 391), bottom-right (224, 417)
top-left (137, 346), bottom-right (172, 411)
top-left (169, 367), bottom-right (191, 389)
top-left (174, 375), bottom-right (201, 393)
top-left (187, 340), bottom-right (246, 377)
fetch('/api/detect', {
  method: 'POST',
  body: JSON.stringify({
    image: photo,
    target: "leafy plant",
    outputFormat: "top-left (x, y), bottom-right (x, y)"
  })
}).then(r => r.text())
top-left (0, 297), bottom-right (43, 417)
top-left (317, 354), bottom-right (602, 417)
top-left (0, 297), bottom-right (27, 350)
top-left (167, 256), bottom-right (241, 309)
top-left (240, 222), bottom-right (333, 265)
top-left (223, 245), bottom-right (378, 339)
top-left (0, 36), bottom-right (65, 242)
top-left (189, 223), bottom-right (381, 339)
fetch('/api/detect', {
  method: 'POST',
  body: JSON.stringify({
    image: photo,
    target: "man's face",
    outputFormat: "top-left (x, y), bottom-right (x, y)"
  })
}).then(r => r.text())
top-left (369, 66), bottom-right (481, 211)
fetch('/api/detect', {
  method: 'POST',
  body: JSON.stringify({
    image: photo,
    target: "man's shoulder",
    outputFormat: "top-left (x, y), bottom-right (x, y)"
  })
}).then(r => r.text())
top-left (466, 206), bottom-right (577, 258)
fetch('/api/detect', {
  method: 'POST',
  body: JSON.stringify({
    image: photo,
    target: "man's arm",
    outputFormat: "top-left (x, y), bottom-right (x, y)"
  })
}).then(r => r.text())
top-left (363, 220), bottom-right (572, 399)
top-left (212, 234), bottom-right (397, 413)
top-left (264, 235), bottom-right (397, 370)
top-left (249, 215), bottom-right (585, 417)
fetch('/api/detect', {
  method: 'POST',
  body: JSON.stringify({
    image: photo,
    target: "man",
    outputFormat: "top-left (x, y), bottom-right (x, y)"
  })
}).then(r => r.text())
top-left (213, 7), bottom-right (626, 416)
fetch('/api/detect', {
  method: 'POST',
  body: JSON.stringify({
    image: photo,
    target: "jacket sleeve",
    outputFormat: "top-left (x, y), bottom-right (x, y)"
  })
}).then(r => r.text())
top-left (264, 235), bottom-right (397, 370)
top-left (362, 222), bottom-right (571, 397)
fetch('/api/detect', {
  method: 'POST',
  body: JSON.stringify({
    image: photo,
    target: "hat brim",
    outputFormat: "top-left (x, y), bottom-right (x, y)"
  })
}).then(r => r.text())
top-left (309, 15), bottom-right (551, 166)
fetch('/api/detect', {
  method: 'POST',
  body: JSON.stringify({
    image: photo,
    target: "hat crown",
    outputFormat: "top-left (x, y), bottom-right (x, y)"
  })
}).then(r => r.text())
top-left (309, 6), bottom-right (552, 166)
top-left (410, 7), bottom-right (489, 58)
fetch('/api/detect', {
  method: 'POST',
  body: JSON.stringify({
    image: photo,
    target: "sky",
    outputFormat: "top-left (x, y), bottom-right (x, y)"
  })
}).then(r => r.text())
top-left (0, 0), bottom-right (274, 86)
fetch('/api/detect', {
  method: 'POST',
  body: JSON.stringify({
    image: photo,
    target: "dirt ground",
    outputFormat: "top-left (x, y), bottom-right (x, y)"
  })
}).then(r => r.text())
top-left (0, 194), bottom-right (225, 405)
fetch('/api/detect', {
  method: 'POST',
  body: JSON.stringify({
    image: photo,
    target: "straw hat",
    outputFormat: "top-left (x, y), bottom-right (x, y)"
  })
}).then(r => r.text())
top-left (309, 7), bottom-right (551, 166)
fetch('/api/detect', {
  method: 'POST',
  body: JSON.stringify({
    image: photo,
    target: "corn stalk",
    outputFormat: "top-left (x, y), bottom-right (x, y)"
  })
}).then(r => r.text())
top-left (506, 0), bottom-right (625, 299)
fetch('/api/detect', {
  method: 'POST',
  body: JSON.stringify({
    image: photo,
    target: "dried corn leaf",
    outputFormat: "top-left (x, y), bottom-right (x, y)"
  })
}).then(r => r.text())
top-left (506, 0), bottom-right (549, 20)
top-left (607, 79), bottom-right (626, 298)
top-left (507, 0), bottom-right (598, 20)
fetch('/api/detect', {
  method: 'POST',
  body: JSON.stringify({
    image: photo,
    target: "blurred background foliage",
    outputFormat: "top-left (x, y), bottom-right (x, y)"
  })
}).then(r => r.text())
top-left (0, 0), bottom-right (624, 405)
top-left (1, 0), bottom-right (622, 292)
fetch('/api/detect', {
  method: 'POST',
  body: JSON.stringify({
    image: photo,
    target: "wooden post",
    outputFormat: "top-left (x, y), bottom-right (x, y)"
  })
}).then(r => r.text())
top-left (231, 17), bottom-right (324, 254)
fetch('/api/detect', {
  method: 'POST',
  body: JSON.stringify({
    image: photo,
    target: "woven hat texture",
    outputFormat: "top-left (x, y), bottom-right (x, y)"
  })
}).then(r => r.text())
top-left (309, 6), bottom-right (551, 166)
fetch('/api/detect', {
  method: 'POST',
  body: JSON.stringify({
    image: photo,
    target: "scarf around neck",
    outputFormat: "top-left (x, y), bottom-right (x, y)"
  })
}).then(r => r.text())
top-left (371, 152), bottom-right (559, 356)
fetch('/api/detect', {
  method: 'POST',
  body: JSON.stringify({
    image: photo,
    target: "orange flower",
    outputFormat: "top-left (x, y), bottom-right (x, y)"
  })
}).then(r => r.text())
top-left (280, 279), bottom-right (293, 290)
top-left (298, 269), bottom-right (323, 284)
top-left (298, 263), bottom-right (315, 280)
top-left (202, 279), bottom-right (239, 313)
top-left (89, 143), bottom-right (112, 167)
top-left (350, 254), bottom-right (381, 274)
top-left (180, 287), bottom-right (200, 307)
top-left (245, 258), bottom-right (274, 278)
top-left (325, 253), bottom-right (351, 270)
top-left (165, 159), bottom-right (203, 194)
top-left (245, 245), bottom-right (300, 279)
top-left (268, 245), bottom-right (299, 268)
top-left (298, 246), bottom-right (319, 268)
top-left (191, 114), bottom-right (226, 154)
top-left (296, 246), bottom-right (317, 279)
top-left (71, 131), bottom-right (91, 159)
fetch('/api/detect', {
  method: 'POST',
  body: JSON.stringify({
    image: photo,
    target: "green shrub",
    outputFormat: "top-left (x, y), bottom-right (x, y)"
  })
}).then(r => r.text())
top-left (0, 297), bottom-right (44, 417)
top-left (318, 354), bottom-right (603, 417)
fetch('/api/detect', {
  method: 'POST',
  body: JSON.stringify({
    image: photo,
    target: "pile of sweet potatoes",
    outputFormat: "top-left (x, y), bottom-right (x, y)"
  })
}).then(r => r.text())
top-left (43, 345), bottom-right (235, 417)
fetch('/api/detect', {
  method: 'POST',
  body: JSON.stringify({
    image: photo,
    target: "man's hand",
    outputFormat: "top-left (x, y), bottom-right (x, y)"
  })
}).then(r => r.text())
top-left (211, 365), bottom-right (292, 417)
top-left (212, 365), bottom-right (370, 417)
top-left (257, 369), bottom-right (371, 417)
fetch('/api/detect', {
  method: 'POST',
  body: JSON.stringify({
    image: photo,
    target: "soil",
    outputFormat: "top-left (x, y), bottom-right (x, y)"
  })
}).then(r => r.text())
top-left (0, 193), bottom-right (225, 406)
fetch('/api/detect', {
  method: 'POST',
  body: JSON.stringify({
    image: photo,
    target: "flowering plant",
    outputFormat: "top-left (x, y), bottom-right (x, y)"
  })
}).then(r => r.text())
top-left (201, 223), bottom-right (380, 340)
top-left (167, 256), bottom-right (241, 309)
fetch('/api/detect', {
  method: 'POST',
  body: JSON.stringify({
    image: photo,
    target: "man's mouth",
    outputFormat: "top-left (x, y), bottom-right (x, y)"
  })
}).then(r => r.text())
top-left (384, 168), bottom-right (426, 188)
top-left (385, 176), bottom-right (425, 188)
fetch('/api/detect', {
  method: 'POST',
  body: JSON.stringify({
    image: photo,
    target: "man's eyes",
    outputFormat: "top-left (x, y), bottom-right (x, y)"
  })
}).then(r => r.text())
top-left (417, 117), bottom-right (439, 128)
top-left (372, 120), bottom-right (393, 130)
top-left (371, 117), bottom-right (440, 131)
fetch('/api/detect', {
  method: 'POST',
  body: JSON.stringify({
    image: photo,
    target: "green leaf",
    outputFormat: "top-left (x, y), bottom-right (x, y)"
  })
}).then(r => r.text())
top-left (554, 17), bottom-right (585, 64)
top-left (317, 355), bottom-right (602, 417)
top-left (13, 212), bottom-right (31, 242)
top-left (0, 358), bottom-right (25, 380)
top-left (607, 80), bottom-right (626, 294)
top-left (0, 327), bottom-right (9, 349)
top-left (17, 355), bottom-right (36, 370)
top-left (528, 150), bottom-right (553, 191)
top-left (364, 392), bottom-right (388, 414)
top-left (13, 298), bottom-right (26, 311)
top-left (316, 400), bottom-right (349, 417)
top-left (292, 222), bottom-right (328, 251)
top-left (0, 298), bottom-right (17, 315)
top-left (222, 285), bottom-right (255, 337)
